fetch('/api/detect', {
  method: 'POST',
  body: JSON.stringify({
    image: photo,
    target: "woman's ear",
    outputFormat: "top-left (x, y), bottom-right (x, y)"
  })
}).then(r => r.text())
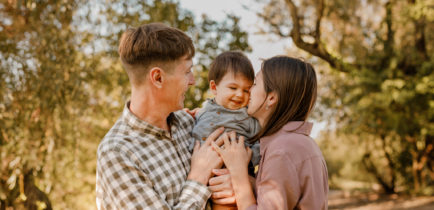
top-left (149, 67), bottom-right (164, 88)
top-left (267, 91), bottom-right (278, 108)
top-left (210, 80), bottom-right (218, 95)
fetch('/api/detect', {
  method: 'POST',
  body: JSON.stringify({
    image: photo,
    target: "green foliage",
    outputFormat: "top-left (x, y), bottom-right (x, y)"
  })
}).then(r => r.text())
top-left (258, 0), bottom-right (434, 194)
top-left (0, 0), bottom-right (250, 209)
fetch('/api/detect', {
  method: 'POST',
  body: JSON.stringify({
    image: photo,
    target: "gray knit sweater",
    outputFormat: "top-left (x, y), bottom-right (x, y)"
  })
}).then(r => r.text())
top-left (190, 99), bottom-right (261, 166)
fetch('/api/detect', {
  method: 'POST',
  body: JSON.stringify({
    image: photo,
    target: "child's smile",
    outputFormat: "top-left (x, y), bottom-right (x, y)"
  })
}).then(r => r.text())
top-left (211, 72), bottom-right (253, 110)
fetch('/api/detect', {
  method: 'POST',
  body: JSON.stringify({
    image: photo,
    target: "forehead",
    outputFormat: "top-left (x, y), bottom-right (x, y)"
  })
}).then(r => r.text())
top-left (174, 56), bottom-right (192, 69)
top-left (219, 72), bottom-right (253, 85)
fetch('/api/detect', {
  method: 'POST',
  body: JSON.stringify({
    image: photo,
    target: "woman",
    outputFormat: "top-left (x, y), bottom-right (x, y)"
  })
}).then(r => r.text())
top-left (212, 56), bottom-right (329, 210)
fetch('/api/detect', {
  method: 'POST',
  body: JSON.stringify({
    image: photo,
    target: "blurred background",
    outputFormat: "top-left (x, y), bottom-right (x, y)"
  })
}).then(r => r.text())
top-left (1, 0), bottom-right (433, 209)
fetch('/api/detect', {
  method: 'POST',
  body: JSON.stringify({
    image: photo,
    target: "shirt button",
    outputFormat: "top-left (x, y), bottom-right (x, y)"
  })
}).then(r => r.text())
top-left (210, 123), bottom-right (214, 126)
top-left (217, 111), bottom-right (220, 114)
top-left (202, 137), bottom-right (206, 140)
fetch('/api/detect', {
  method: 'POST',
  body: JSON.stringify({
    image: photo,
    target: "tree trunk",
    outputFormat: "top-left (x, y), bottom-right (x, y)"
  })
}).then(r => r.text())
top-left (362, 153), bottom-right (395, 194)
top-left (2, 170), bottom-right (52, 210)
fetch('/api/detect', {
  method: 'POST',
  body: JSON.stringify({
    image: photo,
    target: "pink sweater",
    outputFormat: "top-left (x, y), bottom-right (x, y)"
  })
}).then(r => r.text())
top-left (247, 121), bottom-right (328, 210)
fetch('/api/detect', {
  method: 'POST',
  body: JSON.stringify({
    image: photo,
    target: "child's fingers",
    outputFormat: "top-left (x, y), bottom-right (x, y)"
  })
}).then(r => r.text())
top-left (192, 107), bottom-right (201, 114)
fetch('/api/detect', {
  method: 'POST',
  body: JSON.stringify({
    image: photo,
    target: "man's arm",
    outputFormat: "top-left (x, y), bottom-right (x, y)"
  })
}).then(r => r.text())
top-left (97, 147), bottom-right (210, 210)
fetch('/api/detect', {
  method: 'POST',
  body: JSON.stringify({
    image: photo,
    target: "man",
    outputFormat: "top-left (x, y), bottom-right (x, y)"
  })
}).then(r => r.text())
top-left (96, 23), bottom-right (225, 209)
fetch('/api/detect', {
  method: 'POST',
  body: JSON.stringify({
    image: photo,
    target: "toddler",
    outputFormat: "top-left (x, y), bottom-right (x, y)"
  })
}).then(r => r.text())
top-left (190, 51), bottom-right (261, 170)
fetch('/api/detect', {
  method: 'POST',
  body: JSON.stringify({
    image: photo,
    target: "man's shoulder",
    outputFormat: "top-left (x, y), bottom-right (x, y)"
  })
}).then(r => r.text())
top-left (97, 120), bottom-right (136, 155)
top-left (98, 133), bottom-right (131, 155)
top-left (172, 110), bottom-right (195, 129)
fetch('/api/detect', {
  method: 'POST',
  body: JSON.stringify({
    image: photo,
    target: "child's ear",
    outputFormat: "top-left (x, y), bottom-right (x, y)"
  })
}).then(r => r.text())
top-left (210, 80), bottom-right (218, 95)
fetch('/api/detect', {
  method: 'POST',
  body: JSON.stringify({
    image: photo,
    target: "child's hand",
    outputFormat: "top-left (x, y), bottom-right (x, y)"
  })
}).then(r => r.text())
top-left (211, 133), bottom-right (252, 174)
top-left (183, 108), bottom-right (201, 119)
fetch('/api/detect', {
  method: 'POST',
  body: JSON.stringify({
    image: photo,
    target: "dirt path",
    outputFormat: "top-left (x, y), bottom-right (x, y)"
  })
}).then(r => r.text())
top-left (328, 190), bottom-right (434, 210)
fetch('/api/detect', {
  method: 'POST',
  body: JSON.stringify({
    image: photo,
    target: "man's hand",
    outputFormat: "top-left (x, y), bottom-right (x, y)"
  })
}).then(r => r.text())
top-left (209, 168), bottom-right (236, 205)
top-left (188, 127), bottom-right (225, 185)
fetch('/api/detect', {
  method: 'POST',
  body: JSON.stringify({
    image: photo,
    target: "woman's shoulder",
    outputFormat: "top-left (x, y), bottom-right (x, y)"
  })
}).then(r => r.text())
top-left (268, 131), bottom-right (314, 151)
top-left (263, 129), bottom-right (322, 165)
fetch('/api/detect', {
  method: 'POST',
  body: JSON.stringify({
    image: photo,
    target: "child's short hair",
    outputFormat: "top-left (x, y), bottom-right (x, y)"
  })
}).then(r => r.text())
top-left (208, 51), bottom-right (254, 84)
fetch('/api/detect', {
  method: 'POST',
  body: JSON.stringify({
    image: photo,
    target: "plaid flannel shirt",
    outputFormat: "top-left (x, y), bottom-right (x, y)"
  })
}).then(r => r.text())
top-left (96, 102), bottom-right (211, 210)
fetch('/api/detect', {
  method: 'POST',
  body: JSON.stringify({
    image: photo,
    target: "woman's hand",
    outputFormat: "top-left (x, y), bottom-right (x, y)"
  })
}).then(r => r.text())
top-left (211, 133), bottom-right (257, 209)
top-left (211, 133), bottom-right (252, 174)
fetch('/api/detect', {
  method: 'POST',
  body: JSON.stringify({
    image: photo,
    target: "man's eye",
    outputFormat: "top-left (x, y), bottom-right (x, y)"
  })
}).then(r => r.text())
top-left (229, 87), bottom-right (236, 90)
top-left (244, 90), bottom-right (250, 93)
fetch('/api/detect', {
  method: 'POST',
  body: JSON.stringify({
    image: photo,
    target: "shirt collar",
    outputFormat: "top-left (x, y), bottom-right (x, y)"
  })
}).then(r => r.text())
top-left (281, 121), bottom-right (313, 135)
top-left (122, 101), bottom-right (174, 140)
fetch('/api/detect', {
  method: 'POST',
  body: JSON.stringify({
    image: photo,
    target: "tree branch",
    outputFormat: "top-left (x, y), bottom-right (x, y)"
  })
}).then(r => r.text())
top-left (256, 12), bottom-right (289, 37)
top-left (384, 1), bottom-right (394, 56)
top-left (285, 0), bottom-right (355, 73)
top-left (315, 0), bottom-right (324, 43)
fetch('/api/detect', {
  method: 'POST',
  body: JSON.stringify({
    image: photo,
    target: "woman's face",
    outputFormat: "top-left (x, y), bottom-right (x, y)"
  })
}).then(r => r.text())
top-left (247, 70), bottom-right (269, 124)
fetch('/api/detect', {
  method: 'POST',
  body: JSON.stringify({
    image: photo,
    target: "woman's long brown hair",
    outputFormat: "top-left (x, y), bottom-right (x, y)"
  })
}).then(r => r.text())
top-left (250, 56), bottom-right (317, 142)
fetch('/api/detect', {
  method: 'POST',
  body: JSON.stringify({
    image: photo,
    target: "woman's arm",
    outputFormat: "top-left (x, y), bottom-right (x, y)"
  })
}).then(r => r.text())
top-left (212, 135), bottom-right (256, 210)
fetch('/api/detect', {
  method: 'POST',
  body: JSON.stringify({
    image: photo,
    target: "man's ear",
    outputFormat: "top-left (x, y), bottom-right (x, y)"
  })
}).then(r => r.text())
top-left (267, 91), bottom-right (278, 108)
top-left (149, 67), bottom-right (164, 88)
top-left (209, 80), bottom-right (218, 95)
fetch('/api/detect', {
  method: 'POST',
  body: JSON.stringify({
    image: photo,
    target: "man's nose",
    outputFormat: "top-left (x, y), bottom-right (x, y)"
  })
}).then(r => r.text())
top-left (188, 73), bottom-right (195, 86)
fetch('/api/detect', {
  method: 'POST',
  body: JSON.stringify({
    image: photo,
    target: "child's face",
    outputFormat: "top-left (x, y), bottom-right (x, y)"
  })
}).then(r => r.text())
top-left (210, 72), bottom-right (253, 110)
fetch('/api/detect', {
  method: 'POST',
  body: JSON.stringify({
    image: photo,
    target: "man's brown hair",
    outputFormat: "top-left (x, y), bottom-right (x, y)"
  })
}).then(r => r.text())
top-left (118, 23), bottom-right (195, 85)
top-left (208, 51), bottom-right (254, 84)
top-left (250, 56), bottom-right (317, 142)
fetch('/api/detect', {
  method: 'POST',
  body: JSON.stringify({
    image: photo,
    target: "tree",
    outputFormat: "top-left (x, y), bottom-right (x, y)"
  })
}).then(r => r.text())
top-left (0, 0), bottom-right (250, 209)
top-left (257, 0), bottom-right (433, 193)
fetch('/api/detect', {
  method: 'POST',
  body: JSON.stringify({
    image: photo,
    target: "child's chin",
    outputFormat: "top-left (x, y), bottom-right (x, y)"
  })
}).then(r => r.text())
top-left (229, 104), bottom-right (245, 110)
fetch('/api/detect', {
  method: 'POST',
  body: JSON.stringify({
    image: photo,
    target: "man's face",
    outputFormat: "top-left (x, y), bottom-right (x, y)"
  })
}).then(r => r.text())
top-left (163, 56), bottom-right (195, 112)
